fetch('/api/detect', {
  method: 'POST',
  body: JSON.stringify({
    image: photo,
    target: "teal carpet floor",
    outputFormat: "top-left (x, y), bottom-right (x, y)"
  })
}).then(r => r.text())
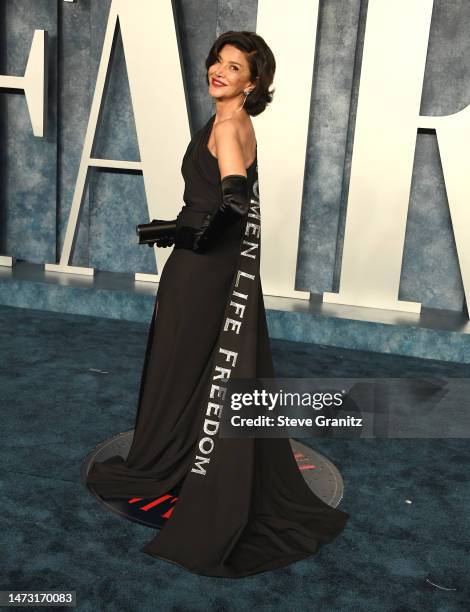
top-left (0, 304), bottom-right (468, 611)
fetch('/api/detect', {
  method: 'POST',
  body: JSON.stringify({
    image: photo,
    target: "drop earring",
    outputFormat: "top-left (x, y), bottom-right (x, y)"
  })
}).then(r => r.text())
top-left (240, 89), bottom-right (252, 110)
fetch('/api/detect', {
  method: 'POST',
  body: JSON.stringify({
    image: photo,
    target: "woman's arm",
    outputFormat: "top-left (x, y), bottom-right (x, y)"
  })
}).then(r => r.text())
top-left (178, 119), bottom-right (249, 253)
top-left (213, 119), bottom-right (248, 180)
top-left (188, 174), bottom-right (249, 253)
top-left (137, 119), bottom-right (250, 251)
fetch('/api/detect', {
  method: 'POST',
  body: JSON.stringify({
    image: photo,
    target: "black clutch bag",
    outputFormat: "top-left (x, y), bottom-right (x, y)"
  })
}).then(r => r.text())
top-left (135, 219), bottom-right (177, 246)
top-left (135, 208), bottom-right (213, 248)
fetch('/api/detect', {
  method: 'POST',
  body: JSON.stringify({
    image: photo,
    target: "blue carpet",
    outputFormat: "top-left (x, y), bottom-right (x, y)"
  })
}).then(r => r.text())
top-left (0, 304), bottom-right (468, 611)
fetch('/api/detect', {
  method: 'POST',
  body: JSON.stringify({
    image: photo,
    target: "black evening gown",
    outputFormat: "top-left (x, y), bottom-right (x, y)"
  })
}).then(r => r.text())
top-left (86, 112), bottom-right (350, 578)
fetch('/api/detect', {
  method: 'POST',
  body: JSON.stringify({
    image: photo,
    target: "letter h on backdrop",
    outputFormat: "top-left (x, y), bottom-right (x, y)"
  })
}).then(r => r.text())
top-left (1, 0), bottom-right (469, 317)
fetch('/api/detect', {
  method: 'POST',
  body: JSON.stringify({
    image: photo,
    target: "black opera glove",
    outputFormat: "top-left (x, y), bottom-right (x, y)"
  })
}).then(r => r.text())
top-left (135, 218), bottom-right (177, 248)
top-left (175, 174), bottom-right (249, 254)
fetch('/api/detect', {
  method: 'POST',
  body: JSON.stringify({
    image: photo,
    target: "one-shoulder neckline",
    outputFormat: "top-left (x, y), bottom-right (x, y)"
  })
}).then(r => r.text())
top-left (204, 113), bottom-right (257, 171)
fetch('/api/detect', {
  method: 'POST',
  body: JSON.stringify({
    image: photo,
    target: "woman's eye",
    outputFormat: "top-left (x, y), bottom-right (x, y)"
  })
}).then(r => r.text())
top-left (215, 58), bottom-right (238, 71)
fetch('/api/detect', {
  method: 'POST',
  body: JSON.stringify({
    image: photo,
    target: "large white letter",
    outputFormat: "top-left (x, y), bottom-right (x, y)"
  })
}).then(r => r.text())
top-left (0, 30), bottom-right (48, 268)
top-left (45, 0), bottom-right (189, 281)
top-left (323, 0), bottom-right (434, 313)
top-left (255, 0), bottom-right (319, 299)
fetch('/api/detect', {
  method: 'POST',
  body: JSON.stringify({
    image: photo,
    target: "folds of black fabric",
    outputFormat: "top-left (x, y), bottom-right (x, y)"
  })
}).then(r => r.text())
top-left (85, 112), bottom-right (349, 577)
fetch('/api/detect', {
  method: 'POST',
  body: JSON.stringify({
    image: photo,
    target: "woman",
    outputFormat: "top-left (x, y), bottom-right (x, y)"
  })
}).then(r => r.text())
top-left (86, 30), bottom-right (349, 578)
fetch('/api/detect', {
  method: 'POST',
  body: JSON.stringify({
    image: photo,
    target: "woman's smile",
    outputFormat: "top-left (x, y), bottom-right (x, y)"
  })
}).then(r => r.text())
top-left (211, 77), bottom-right (226, 87)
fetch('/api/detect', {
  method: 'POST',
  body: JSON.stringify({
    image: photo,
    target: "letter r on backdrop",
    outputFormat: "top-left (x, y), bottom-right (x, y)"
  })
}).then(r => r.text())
top-left (322, 0), bottom-right (470, 313)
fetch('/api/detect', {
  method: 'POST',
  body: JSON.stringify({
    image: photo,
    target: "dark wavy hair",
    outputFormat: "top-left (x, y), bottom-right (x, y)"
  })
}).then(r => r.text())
top-left (205, 31), bottom-right (276, 117)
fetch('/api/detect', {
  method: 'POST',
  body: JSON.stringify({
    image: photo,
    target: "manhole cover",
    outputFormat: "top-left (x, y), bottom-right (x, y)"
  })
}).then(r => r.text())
top-left (82, 431), bottom-right (345, 528)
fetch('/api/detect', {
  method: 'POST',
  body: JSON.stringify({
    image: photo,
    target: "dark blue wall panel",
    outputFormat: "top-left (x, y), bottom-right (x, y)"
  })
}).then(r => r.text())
top-left (1, 0), bottom-right (469, 311)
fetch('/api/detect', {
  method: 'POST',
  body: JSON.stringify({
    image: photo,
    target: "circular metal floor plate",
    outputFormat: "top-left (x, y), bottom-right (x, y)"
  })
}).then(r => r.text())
top-left (81, 431), bottom-right (345, 529)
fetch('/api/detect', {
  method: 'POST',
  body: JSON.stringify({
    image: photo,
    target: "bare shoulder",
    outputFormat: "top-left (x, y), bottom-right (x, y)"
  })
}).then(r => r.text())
top-left (213, 114), bottom-right (256, 178)
top-left (214, 113), bottom-right (253, 143)
top-left (213, 115), bottom-right (243, 145)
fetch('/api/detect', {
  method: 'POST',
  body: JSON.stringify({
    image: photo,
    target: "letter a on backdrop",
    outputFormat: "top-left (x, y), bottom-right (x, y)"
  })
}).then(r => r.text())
top-left (45, 0), bottom-right (189, 282)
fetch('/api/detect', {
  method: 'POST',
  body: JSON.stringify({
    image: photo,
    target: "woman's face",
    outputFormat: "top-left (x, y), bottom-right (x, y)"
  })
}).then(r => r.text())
top-left (208, 44), bottom-right (254, 101)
